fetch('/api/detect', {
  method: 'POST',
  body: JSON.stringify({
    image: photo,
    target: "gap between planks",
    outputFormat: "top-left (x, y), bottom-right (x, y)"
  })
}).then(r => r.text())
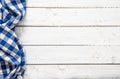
top-left (17, 25), bottom-right (120, 27)
top-left (26, 63), bottom-right (120, 65)
top-left (26, 0), bottom-right (120, 8)
top-left (26, 7), bottom-right (120, 8)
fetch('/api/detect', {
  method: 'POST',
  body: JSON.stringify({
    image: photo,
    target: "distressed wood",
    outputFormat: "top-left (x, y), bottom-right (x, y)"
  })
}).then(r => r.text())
top-left (16, 0), bottom-right (120, 78)
top-left (27, 0), bottom-right (120, 8)
top-left (25, 65), bottom-right (120, 79)
top-left (24, 46), bottom-right (120, 64)
top-left (19, 8), bottom-right (120, 26)
top-left (16, 27), bottom-right (120, 45)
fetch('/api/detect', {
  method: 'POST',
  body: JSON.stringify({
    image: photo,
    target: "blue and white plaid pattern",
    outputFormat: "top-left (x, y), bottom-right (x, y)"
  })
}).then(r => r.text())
top-left (0, 0), bottom-right (26, 79)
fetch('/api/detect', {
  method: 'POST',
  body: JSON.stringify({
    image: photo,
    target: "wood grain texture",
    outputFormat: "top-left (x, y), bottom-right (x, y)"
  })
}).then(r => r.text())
top-left (27, 0), bottom-right (120, 8)
top-left (19, 8), bottom-right (120, 26)
top-left (24, 46), bottom-right (120, 64)
top-left (19, 0), bottom-right (120, 78)
top-left (16, 27), bottom-right (120, 45)
top-left (25, 65), bottom-right (120, 79)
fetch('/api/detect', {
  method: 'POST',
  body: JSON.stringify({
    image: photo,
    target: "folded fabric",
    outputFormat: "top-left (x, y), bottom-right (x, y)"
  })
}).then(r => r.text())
top-left (0, 0), bottom-right (26, 79)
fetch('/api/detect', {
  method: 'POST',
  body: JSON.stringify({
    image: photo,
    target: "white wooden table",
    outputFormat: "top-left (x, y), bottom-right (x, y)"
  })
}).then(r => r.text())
top-left (17, 0), bottom-right (120, 79)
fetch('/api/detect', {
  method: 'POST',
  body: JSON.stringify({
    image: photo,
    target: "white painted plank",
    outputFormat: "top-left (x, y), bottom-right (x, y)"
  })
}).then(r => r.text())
top-left (19, 8), bottom-right (120, 26)
top-left (16, 27), bottom-right (120, 45)
top-left (24, 46), bottom-right (120, 64)
top-left (27, 0), bottom-right (120, 8)
top-left (25, 65), bottom-right (120, 79)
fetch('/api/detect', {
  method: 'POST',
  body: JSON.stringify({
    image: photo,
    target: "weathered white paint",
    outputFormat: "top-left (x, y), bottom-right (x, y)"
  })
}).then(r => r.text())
top-left (17, 0), bottom-right (120, 78)
top-left (19, 8), bottom-right (120, 26)
top-left (24, 46), bottom-right (120, 64)
top-left (16, 27), bottom-right (120, 45)
top-left (27, 0), bottom-right (120, 8)
top-left (25, 65), bottom-right (120, 79)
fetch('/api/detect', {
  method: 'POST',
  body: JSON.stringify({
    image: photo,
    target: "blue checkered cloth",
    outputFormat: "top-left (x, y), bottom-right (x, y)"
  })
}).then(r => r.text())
top-left (0, 0), bottom-right (26, 79)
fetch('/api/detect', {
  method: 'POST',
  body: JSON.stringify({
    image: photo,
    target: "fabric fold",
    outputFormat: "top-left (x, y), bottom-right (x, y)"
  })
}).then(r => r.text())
top-left (0, 0), bottom-right (26, 79)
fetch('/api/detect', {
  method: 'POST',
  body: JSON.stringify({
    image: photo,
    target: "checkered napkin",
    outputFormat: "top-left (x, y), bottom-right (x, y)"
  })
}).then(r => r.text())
top-left (0, 0), bottom-right (26, 79)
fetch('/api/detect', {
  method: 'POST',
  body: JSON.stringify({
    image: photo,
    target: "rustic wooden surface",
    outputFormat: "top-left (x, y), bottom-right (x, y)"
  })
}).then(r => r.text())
top-left (17, 0), bottom-right (120, 78)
